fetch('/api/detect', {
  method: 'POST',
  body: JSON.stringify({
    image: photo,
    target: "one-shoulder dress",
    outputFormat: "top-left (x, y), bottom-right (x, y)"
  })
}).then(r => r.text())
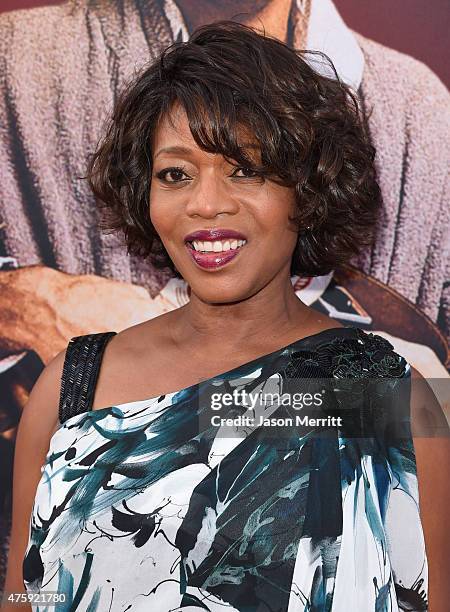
top-left (22, 326), bottom-right (428, 611)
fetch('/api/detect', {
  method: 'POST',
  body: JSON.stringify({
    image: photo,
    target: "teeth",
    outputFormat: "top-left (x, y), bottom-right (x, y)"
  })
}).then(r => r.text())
top-left (190, 239), bottom-right (247, 253)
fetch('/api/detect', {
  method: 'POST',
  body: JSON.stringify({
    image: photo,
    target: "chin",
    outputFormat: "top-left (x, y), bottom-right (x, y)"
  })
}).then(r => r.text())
top-left (190, 284), bottom-right (252, 305)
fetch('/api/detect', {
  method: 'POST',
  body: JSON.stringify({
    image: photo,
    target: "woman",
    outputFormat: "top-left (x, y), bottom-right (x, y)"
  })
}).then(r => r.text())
top-left (3, 21), bottom-right (449, 612)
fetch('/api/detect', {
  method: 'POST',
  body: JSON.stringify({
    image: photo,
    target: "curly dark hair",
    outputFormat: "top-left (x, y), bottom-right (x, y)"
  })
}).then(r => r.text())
top-left (86, 20), bottom-right (382, 279)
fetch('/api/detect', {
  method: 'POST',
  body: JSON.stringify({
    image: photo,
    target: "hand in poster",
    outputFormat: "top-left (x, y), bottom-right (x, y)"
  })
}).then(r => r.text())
top-left (0, 265), bottom-right (161, 364)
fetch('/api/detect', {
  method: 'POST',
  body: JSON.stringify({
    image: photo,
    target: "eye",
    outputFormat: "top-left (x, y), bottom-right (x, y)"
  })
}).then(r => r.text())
top-left (155, 166), bottom-right (191, 183)
top-left (156, 166), bottom-right (259, 184)
top-left (231, 167), bottom-right (259, 178)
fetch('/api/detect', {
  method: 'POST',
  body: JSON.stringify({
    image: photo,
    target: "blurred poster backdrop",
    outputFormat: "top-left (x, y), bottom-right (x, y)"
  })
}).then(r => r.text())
top-left (0, 0), bottom-right (449, 589)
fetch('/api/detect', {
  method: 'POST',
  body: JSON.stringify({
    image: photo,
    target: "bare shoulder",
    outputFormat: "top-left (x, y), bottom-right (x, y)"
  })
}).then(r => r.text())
top-left (106, 310), bottom-right (177, 364)
top-left (20, 347), bottom-right (67, 443)
top-left (91, 311), bottom-right (178, 409)
top-left (15, 345), bottom-right (69, 475)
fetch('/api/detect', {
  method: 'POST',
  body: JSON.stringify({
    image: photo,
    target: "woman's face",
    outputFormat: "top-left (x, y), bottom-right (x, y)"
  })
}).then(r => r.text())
top-left (149, 103), bottom-right (298, 304)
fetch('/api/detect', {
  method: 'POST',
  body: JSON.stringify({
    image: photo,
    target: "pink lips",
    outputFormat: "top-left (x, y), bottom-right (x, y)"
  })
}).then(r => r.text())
top-left (184, 229), bottom-right (247, 242)
top-left (186, 242), bottom-right (245, 269)
top-left (184, 229), bottom-right (247, 270)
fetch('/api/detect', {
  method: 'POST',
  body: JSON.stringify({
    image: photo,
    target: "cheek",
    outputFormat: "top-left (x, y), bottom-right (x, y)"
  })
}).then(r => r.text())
top-left (257, 190), bottom-right (299, 263)
top-left (148, 187), bottom-right (177, 236)
top-left (256, 185), bottom-right (297, 236)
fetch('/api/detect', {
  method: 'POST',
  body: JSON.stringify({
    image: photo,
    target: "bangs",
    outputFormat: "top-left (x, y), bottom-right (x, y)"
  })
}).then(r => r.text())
top-left (160, 84), bottom-right (291, 182)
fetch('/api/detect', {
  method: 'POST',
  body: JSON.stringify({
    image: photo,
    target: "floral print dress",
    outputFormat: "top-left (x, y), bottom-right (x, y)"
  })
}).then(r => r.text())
top-left (23, 326), bottom-right (428, 611)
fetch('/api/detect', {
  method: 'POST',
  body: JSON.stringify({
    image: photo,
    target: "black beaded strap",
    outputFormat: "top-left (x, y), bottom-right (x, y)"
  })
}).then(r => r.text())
top-left (58, 331), bottom-right (117, 424)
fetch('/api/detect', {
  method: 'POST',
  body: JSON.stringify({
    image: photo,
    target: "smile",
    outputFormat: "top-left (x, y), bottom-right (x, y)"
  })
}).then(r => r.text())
top-left (186, 239), bottom-right (247, 269)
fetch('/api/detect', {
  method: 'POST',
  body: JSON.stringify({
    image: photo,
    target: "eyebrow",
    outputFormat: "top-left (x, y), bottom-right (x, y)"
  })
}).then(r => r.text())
top-left (154, 146), bottom-right (194, 159)
top-left (154, 143), bottom-right (261, 159)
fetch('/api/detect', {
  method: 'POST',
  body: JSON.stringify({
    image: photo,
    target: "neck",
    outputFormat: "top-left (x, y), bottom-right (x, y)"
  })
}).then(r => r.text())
top-left (170, 268), bottom-right (313, 352)
top-left (176, 0), bottom-right (302, 44)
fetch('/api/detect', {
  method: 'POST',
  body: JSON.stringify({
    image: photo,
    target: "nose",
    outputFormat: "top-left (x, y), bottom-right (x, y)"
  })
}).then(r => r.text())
top-left (184, 171), bottom-right (239, 219)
